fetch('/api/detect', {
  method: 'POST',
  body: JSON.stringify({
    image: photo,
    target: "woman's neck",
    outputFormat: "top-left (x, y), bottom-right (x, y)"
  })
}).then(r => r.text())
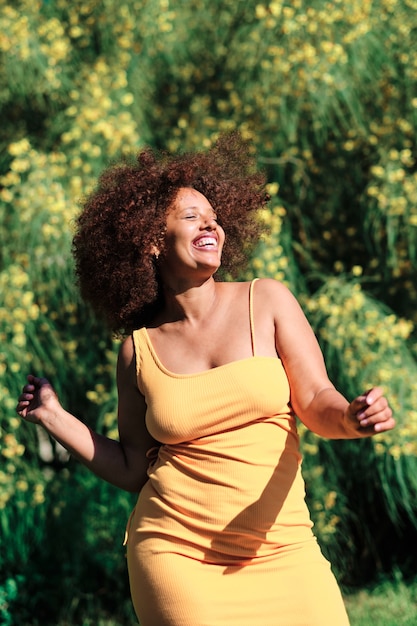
top-left (158, 276), bottom-right (221, 325)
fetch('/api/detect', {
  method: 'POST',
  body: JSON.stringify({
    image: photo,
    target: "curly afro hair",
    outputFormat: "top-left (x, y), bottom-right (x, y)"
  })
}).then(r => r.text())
top-left (72, 132), bottom-right (269, 335)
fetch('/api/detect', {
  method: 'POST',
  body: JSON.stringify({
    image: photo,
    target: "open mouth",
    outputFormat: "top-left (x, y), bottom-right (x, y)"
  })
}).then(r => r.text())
top-left (193, 236), bottom-right (218, 249)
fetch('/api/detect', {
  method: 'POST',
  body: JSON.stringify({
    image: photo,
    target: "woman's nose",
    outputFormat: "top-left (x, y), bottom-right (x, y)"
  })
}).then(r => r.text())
top-left (202, 216), bottom-right (217, 229)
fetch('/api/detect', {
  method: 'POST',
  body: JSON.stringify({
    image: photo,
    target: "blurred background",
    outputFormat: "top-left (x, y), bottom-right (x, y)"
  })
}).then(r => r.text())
top-left (1, 1), bottom-right (417, 624)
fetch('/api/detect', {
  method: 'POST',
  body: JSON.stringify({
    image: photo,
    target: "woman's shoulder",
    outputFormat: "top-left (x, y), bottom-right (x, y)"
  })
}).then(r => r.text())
top-left (118, 334), bottom-right (135, 362)
top-left (219, 278), bottom-right (296, 310)
top-left (220, 277), bottom-right (287, 288)
top-left (249, 277), bottom-right (294, 299)
top-left (252, 279), bottom-right (304, 324)
top-left (219, 277), bottom-right (292, 295)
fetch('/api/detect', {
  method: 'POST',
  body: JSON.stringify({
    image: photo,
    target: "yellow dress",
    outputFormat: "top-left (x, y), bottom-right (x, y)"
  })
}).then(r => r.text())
top-left (126, 280), bottom-right (350, 626)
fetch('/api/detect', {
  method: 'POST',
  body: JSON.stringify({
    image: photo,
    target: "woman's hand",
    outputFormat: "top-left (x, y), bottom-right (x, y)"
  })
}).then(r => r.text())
top-left (16, 374), bottom-right (61, 425)
top-left (346, 386), bottom-right (395, 434)
top-left (15, 360), bottom-right (153, 492)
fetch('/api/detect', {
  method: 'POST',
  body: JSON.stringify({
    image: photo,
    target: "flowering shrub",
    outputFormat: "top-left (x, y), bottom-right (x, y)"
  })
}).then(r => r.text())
top-left (1, 0), bottom-right (417, 619)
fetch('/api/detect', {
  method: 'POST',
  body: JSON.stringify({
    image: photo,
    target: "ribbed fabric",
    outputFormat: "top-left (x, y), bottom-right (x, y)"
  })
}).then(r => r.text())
top-left (125, 281), bottom-right (349, 626)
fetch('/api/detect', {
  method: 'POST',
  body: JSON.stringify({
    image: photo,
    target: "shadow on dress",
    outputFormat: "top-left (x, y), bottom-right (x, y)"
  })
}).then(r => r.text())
top-left (207, 431), bottom-right (298, 574)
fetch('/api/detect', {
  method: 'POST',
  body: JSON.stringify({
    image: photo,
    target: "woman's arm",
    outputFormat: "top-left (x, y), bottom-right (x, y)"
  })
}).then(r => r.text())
top-left (16, 336), bottom-right (157, 492)
top-left (258, 279), bottom-right (395, 438)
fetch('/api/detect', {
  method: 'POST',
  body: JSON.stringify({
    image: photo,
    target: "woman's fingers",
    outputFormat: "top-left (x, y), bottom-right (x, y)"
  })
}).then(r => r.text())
top-left (349, 387), bottom-right (395, 433)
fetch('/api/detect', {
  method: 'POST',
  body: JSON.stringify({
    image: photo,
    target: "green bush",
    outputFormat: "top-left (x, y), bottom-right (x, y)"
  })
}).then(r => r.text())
top-left (2, 1), bottom-right (417, 622)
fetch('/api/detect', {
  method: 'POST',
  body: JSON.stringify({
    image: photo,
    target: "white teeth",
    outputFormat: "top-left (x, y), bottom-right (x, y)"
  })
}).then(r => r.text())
top-left (195, 237), bottom-right (216, 247)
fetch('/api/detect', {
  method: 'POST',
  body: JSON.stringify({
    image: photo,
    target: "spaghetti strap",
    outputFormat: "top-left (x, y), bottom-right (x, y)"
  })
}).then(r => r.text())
top-left (249, 278), bottom-right (258, 357)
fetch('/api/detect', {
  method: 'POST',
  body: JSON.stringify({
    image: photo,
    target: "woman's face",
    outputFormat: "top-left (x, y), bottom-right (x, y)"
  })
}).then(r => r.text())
top-left (159, 187), bottom-right (225, 282)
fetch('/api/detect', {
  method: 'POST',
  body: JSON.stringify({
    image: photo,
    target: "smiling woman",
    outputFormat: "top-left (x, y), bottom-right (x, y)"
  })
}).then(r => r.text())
top-left (71, 132), bottom-right (266, 334)
top-left (159, 188), bottom-right (225, 283)
top-left (16, 132), bottom-right (395, 626)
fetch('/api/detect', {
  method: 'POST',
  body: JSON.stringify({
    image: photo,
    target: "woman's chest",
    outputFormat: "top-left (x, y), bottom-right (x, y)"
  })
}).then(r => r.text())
top-left (140, 357), bottom-right (291, 444)
top-left (146, 309), bottom-right (276, 375)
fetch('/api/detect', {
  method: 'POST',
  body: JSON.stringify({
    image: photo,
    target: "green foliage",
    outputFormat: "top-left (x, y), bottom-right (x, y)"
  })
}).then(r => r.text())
top-left (299, 279), bottom-right (417, 580)
top-left (344, 573), bottom-right (417, 625)
top-left (2, 0), bottom-right (417, 622)
top-left (0, 576), bottom-right (22, 626)
top-left (2, 466), bottom-right (137, 626)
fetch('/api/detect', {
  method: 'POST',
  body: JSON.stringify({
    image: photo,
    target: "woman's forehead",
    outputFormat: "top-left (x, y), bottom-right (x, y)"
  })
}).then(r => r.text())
top-left (172, 187), bottom-right (214, 210)
top-left (175, 187), bottom-right (206, 201)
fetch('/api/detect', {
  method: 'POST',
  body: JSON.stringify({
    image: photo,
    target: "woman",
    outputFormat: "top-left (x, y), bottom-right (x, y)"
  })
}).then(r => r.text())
top-left (16, 134), bottom-right (395, 625)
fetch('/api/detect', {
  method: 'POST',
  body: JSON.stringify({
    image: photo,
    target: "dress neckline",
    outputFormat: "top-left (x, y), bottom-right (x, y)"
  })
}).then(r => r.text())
top-left (140, 327), bottom-right (282, 379)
